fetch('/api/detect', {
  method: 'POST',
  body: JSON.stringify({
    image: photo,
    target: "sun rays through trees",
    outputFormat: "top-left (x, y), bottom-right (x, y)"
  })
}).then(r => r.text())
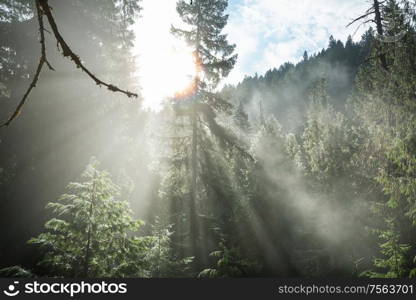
top-left (1, 0), bottom-right (416, 279)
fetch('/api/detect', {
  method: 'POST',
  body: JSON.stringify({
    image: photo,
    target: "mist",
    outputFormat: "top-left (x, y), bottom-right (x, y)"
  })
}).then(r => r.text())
top-left (1, 0), bottom-right (416, 279)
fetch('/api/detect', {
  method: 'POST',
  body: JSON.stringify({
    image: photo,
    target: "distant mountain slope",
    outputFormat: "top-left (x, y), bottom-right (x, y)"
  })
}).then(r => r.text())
top-left (222, 32), bottom-right (374, 132)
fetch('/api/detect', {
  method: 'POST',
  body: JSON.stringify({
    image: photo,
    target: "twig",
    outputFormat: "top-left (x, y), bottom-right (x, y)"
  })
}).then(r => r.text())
top-left (39, 2), bottom-right (54, 72)
top-left (38, 0), bottom-right (138, 98)
top-left (1, 0), bottom-right (138, 127)
top-left (1, 0), bottom-right (51, 127)
top-left (347, 11), bottom-right (374, 27)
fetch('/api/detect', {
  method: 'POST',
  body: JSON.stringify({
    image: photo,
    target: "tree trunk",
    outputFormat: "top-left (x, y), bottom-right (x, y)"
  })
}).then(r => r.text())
top-left (374, 0), bottom-right (389, 71)
top-left (189, 0), bottom-right (202, 272)
top-left (190, 103), bottom-right (200, 270)
top-left (83, 171), bottom-right (96, 277)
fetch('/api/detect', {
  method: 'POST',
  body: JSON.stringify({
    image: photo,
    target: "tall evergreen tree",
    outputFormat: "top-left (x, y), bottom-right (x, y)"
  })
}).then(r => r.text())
top-left (0, 0), bottom-right (143, 272)
top-left (143, 217), bottom-right (193, 277)
top-left (352, 0), bottom-right (416, 278)
top-left (28, 158), bottom-right (147, 277)
top-left (169, 0), bottom-right (239, 269)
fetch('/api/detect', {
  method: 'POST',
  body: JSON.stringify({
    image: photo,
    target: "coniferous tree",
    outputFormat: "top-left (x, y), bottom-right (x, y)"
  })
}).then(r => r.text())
top-left (143, 217), bottom-right (193, 277)
top-left (246, 115), bottom-right (301, 276)
top-left (168, 0), bottom-right (240, 269)
top-left (198, 237), bottom-right (260, 278)
top-left (29, 158), bottom-right (147, 277)
top-left (0, 1), bottom-right (143, 272)
top-left (353, 0), bottom-right (416, 278)
top-left (303, 51), bottom-right (309, 61)
top-left (289, 82), bottom-right (373, 275)
top-left (233, 101), bottom-right (251, 134)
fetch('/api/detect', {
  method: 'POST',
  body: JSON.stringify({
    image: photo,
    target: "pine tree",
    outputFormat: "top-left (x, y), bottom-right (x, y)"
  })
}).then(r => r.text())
top-left (233, 101), bottom-right (250, 133)
top-left (169, 0), bottom-right (239, 269)
top-left (0, 266), bottom-right (35, 278)
top-left (300, 82), bottom-right (357, 191)
top-left (28, 158), bottom-right (147, 277)
top-left (352, 0), bottom-right (416, 278)
top-left (198, 237), bottom-right (260, 278)
top-left (364, 219), bottom-right (411, 278)
top-left (245, 115), bottom-right (301, 276)
top-left (303, 50), bottom-right (309, 61)
top-left (288, 80), bottom-right (375, 275)
top-left (143, 217), bottom-right (193, 277)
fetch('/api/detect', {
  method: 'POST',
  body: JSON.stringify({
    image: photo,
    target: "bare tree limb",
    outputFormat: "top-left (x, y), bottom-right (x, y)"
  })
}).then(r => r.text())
top-left (347, 11), bottom-right (374, 27)
top-left (2, 0), bottom-right (138, 127)
top-left (347, 0), bottom-right (389, 72)
top-left (1, 0), bottom-right (50, 127)
top-left (38, 0), bottom-right (138, 98)
top-left (39, 2), bottom-right (54, 72)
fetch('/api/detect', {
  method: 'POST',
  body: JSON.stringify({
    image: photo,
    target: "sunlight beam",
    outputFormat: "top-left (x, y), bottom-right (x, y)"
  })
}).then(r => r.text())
top-left (133, 0), bottom-right (196, 111)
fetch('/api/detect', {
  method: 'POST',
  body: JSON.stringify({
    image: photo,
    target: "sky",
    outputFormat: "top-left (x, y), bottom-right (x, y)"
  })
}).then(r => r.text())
top-left (133, 0), bottom-right (370, 108)
top-left (225, 0), bottom-right (370, 84)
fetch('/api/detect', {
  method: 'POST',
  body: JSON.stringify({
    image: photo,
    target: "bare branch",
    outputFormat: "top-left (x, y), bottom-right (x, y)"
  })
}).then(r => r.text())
top-left (347, 0), bottom-right (389, 72)
top-left (39, 3), bottom-right (54, 72)
top-left (1, 0), bottom-right (51, 127)
top-left (38, 0), bottom-right (138, 98)
top-left (2, 0), bottom-right (138, 127)
top-left (347, 11), bottom-right (374, 27)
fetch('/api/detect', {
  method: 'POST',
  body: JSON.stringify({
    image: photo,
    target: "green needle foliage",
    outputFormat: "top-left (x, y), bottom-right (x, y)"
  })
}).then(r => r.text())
top-left (28, 157), bottom-right (147, 278)
top-left (198, 239), bottom-right (260, 278)
top-left (163, 0), bottom-right (243, 271)
top-left (172, 0), bottom-right (237, 90)
top-left (143, 217), bottom-right (193, 277)
top-left (0, 266), bottom-right (35, 278)
top-left (4, 0), bottom-right (416, 279)
top-left (363, 219), bottom-right (411, 278)
top-left (352, 0), bottom-right (416, 278)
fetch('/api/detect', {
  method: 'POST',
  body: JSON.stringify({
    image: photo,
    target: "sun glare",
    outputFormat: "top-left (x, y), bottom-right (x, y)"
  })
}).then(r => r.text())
top-left (134, 0), bottom-right (196, 111)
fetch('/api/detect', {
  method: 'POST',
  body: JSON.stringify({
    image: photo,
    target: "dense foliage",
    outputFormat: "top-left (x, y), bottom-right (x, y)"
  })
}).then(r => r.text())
top-left (1, 0), bottom-right (416, 278)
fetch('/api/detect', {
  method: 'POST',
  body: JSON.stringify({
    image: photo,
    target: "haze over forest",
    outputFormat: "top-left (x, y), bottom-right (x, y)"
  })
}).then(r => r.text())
top-left (0, 0), bottom-right (416, 278)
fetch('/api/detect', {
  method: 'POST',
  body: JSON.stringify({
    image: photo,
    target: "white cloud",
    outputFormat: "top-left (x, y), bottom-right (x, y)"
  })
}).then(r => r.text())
top-left (133, 0), bottom-right (371, 99)
top-left (225, 0), bottom-right (371, 84)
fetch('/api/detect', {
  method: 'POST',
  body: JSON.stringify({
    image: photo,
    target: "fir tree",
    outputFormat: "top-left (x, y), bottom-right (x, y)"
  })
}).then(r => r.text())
top-left (233, 101), bottom-right (251, 133)
top-left (352, 0), bottom-right (416, 278)
top-left (303, 50), bottom-right (309, 61)
top-left (143, 217), bottom-right (193, 277)
top-left (28, 158), bottom-right (147, 277)
top-left (198, 237), bottom-right (260, 278)
top-left (169, 0), bottom-right (240, 269)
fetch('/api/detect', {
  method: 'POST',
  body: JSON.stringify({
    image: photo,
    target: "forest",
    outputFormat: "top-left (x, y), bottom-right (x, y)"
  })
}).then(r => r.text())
top-left (0, 0), bottom-right (416, 278)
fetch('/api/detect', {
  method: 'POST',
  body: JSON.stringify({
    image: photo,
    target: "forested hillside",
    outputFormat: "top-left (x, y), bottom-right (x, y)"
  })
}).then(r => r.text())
top-left (222, 33), bottom-right (372, 131)
top-left (1, 0), bottom-right (416, 279)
